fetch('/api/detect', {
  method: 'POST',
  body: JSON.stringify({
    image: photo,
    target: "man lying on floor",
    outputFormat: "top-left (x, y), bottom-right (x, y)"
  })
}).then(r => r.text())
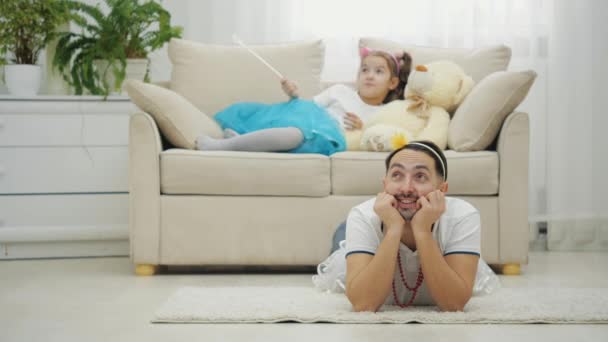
top-left (326, 140), bottom-right (482, 312)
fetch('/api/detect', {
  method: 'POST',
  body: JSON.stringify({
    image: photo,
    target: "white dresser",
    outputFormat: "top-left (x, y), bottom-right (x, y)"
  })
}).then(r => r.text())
top-left (0, 96), bottom-right (136, 259)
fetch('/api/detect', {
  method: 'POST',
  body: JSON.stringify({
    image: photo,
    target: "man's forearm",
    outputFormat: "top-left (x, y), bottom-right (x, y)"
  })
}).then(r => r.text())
top-left (346, 229), bottom-right (401, 312)
top-left (415, 232), bottom-right (472, 311)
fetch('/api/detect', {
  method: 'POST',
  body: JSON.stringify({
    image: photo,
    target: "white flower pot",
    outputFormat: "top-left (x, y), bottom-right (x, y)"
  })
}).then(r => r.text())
top-left (4, 65), bottom-right (42, 96)
top-left (125, 58), bottom-right (148, 82)
top-left (95, 58), bottom-right (148, 95)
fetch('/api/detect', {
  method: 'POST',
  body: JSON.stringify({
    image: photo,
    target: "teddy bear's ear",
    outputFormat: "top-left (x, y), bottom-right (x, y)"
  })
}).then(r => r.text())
top-left (453, 75), bottom-right (475, 106)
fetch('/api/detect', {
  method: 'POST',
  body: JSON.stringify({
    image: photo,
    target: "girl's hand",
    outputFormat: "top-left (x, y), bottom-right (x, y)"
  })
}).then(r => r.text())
top-left (411, 190), bottom-right (446, 236)
top-left (344, 112), bottom-right (363, 130)
top-left (373, 192), bottom-right (405, 232)
top-left (281, 79), bottom-right (299, 98)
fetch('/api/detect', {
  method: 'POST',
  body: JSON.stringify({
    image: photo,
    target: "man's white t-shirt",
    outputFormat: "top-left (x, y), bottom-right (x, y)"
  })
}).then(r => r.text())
top-left (345, 196), bottom-right (481, 306)
top-left (313, 84), bottom-right (381, 130)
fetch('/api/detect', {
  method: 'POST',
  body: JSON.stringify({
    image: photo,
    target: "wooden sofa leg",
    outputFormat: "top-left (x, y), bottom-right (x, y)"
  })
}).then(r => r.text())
top-left (500, 263), bottom-right (521, 275)
top-left (135, 264), bottom-right (159, 276)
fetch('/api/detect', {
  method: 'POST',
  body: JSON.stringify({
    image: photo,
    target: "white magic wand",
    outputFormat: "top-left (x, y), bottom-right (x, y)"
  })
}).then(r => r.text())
top-left (232, 34), bottom-right (284, 79)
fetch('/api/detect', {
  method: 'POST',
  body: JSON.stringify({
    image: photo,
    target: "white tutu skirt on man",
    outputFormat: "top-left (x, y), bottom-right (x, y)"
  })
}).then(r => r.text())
top-left (312, 240), bottom-right (501, 296)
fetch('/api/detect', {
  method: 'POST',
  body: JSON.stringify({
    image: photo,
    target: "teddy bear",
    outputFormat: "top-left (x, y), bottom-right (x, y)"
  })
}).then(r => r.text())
top-left (345, 60), bottom-right (474, 151)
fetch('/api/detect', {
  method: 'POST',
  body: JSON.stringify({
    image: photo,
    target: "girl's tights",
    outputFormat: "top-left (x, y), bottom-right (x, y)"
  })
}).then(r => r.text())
top-left (195, 127), bottom-right (303, 152)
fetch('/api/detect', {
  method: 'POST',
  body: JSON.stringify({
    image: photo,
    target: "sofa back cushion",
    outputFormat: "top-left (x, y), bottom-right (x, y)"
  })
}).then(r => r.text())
top-left (168, 38), bottom-right (324, 116)
top-left (359, 38), bottom-right (511, 83)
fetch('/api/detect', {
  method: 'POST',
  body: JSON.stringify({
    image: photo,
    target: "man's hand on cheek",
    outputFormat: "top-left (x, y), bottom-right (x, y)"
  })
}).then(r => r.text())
top-left (411, 190), bottom-right (446, 235)
top-left (374, 192), bottom-right (405, 230)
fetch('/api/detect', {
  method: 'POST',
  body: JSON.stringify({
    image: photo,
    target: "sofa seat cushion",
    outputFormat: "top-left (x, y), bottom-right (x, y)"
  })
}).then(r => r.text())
top-left (160, 149), bottom-right (331, 196)
top-left (330, 150), bottom-right (498, 196)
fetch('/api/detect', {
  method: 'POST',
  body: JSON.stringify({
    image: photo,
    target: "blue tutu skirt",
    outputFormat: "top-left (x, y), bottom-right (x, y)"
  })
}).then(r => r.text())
top-left (214, 99), bottom-right (346, 156)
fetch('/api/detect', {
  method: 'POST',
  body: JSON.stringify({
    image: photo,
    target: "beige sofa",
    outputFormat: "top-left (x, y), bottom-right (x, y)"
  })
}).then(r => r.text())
top-left (128, 38), bottom-right (535, 275)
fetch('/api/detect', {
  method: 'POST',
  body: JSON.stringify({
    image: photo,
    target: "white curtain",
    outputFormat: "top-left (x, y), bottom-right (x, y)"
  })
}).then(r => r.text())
top-left (154, 0), bottom-right (607, 233)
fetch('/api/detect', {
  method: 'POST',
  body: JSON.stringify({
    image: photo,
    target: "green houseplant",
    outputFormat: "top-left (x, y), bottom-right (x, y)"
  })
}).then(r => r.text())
top-left (0, 0), bottom-right (69, 95)
top-left (53, 0), bottom-right (182, 96)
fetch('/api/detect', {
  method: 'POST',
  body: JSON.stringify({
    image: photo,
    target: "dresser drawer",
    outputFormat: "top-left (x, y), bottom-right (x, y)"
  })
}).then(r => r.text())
top-left (0, 147), bottom-right (128, 194)
top-left (0, 194), bottom-right (128, 228)
top-left (0, 114), bottom-right (130, 146)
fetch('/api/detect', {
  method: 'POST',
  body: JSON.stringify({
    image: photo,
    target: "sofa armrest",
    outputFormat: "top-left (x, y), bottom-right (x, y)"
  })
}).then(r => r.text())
top-left (129, 112), bottom-right (162, 264)
top-left (496, 111), bottom-right (529, 264)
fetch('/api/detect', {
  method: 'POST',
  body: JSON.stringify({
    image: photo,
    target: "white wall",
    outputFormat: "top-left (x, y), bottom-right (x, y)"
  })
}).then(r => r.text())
top-left (592, 0), bottom-right (608, 217)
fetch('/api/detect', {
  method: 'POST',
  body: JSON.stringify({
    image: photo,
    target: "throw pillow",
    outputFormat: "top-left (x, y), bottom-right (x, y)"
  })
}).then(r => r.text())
top-left (124, 79), bottom-right (222, 149)
top-left (448, 70), bottom-right (537, 151)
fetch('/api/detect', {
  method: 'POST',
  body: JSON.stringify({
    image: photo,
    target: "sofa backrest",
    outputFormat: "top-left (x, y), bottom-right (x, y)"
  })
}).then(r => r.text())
top-left (161, 38), bottom-right (532, 153)
top-left (359, 38), bottom-right (512, 83)
top-left (168, 38), bottom-right (325, 116)
top-left (166, 38), bottom-right (511, 115)
top-left (322, 40), bottom-right (512, 94)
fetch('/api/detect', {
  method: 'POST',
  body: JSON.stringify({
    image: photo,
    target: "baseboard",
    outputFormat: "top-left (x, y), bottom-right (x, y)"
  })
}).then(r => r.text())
top-left (528, 222), bottom-right (548, 251)
top-left (0, 225), bottom-right (129, 259)
top-left (547, 217), bottom-right (608, 251)
top-left (0, 240), bottom-right (129, 259)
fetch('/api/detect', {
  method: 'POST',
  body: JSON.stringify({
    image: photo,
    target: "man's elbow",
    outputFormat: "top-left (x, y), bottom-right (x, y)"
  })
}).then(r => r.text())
top-left (438, 303), bottom-right (465, 312)
top-left (437, 297), bottom-right (470, 312)
top-left (347, 293), bottom-right (382, 312)
top-left (352, 302), bottom-right (381, 313)
top-left (437, 285), bottom-right (474, 312)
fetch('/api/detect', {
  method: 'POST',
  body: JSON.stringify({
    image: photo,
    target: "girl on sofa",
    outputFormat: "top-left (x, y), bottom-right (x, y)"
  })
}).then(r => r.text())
top-left (195, 49), bottom-right (412, 156)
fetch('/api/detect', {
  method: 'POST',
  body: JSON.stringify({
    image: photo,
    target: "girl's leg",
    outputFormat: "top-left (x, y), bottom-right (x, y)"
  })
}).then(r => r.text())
top-left (196, 127), bottom-right (303, 152)
top-left (223, 128), bottom-right (239, 138)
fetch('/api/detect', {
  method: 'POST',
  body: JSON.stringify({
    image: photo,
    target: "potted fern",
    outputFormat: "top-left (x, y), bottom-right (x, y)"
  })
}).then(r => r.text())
top-left (53, 0), bottom-right (182, 96)
top-left (0, 0), bottom-right (69, 96)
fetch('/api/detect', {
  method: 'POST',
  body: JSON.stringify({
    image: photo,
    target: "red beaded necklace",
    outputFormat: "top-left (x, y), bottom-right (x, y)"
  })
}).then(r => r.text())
top-left (392, 250), bottom-right (424, 308)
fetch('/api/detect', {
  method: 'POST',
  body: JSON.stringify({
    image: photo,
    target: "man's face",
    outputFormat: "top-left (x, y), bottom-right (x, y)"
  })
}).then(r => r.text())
top-left (383, 149), bottom-right (447, 221)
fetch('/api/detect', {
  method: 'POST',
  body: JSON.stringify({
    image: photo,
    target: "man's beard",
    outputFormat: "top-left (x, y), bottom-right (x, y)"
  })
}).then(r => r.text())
top-left (395, 194), bottom-right (419, 221)
top-left (397, 207), bottom-right (417, 221)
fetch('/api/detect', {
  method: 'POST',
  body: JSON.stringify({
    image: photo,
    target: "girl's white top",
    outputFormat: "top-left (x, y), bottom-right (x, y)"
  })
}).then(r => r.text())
top-left (313, 84), bottom-right (382, 130)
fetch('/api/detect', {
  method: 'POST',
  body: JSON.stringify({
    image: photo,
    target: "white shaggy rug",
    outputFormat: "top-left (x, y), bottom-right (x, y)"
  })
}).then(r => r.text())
top-left (153, 286), bottom-right (608, 324)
